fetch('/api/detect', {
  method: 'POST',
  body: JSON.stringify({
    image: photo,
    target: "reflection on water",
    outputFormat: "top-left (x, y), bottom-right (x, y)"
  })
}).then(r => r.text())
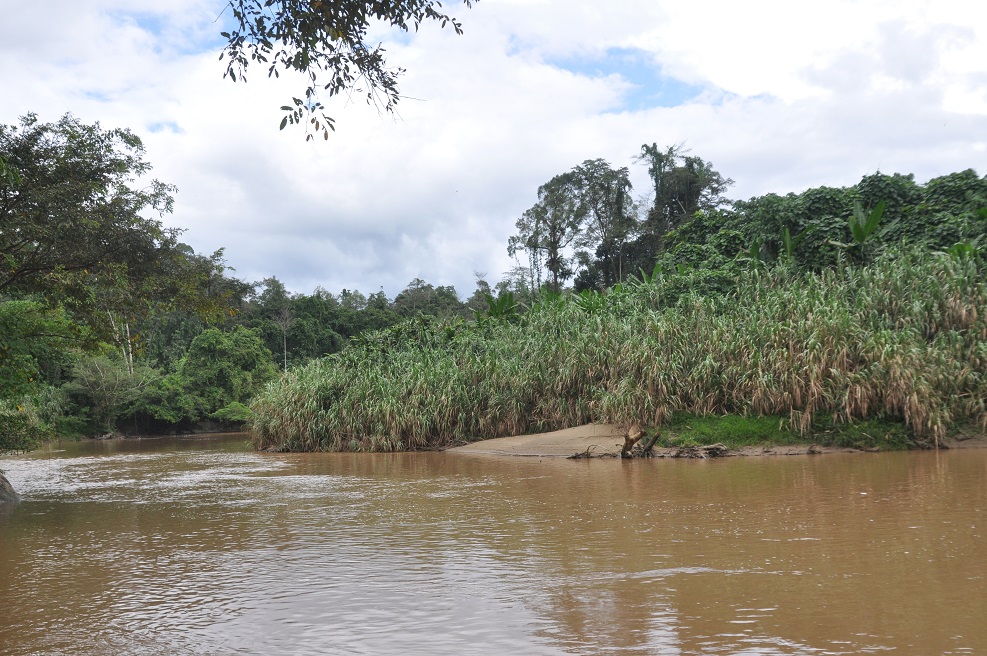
top-left (2, 435), bottom-right (985, 655)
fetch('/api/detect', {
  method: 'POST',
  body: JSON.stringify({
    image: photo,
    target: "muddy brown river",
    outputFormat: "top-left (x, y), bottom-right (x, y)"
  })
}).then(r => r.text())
top-left (1, 434), bottom-right (984, 655)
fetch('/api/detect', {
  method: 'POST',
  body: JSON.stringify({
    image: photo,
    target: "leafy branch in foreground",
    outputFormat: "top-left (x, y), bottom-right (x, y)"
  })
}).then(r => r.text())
top-left (220, 0), bottom-right (476, 140)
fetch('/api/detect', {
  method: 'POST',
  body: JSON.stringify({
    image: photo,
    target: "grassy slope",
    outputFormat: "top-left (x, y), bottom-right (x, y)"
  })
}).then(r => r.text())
top-left (250, 251), bottom-right (987, 452)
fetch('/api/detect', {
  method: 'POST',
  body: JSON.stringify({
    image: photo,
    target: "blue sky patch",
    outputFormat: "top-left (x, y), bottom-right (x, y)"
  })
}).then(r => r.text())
top-left (82, 90), bottom-right (112, 103)
top-left (108, 9), bottom-right (230, 56)
top-left (148, 121), bottom-right (183, 134)
top-left (547, 47), bottom-right (704, 110)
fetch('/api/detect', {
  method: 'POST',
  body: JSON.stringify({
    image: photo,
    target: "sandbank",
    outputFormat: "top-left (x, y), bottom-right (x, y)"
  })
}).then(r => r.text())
top-left (447, 423), bottom-right (987, 458)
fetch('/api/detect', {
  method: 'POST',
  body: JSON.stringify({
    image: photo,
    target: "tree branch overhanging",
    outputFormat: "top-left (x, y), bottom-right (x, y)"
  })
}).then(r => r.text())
top-left (220, 0), bottom-right (476, 140)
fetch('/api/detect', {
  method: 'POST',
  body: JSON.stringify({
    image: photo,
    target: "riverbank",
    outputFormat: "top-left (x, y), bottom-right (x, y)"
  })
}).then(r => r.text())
top-left (250, 254), bottom-right (987, 454)
top-left (448, 423), bottom-right (987, 458)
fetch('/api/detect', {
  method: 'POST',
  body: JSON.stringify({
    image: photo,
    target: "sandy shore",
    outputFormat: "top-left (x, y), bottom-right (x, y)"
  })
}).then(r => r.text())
top-left (447, 423), bottom-right (987, 458)
top-left (448, 424), bottom-right (629, 457)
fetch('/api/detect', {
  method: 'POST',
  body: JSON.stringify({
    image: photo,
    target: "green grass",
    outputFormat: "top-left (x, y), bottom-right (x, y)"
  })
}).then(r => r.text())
top-left (658, 413), bottom-right (800, 448)
top-left (653, 413), bottom-right (916, 451)
top-left (810, 416), bottom-right (916, 450)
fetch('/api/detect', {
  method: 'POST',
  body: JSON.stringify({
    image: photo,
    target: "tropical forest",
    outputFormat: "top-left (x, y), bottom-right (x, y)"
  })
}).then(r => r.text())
top-left (2, 114), bottom-right (985, 457)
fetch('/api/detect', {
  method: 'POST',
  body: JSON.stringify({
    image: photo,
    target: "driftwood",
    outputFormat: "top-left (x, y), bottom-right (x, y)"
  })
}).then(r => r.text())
top-left (567, 424), bottom-right (732, 460)
top-left (568, 445), bottom-right (607, 459)
top-left (663, 443), bottom-right (729, 458)
top-left (567, 441), bottom-right (731, 459)
top-left (620, 423), bottom-right (645, 458)
top-left (628, 439), bottom-right (730, 459)
top-left (639, 430), bottom-right (662, 454)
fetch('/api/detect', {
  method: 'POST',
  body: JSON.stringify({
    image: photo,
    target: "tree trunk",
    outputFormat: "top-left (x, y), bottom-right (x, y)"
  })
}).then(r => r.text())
top-left (124, 321), bottom-right (135, 375)
top-left (106, 312), bottom-right (135, 375)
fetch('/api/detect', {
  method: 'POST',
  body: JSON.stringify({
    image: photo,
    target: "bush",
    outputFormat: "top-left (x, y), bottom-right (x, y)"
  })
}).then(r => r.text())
top-left (0, 400), bottom-right (50, 452)
top-left (209, 402), bottom-right (254, 427)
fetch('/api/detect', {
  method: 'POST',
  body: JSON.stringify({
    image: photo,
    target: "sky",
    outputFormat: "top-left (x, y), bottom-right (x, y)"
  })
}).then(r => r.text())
top-left (2, 0), bottom-right (986, 299)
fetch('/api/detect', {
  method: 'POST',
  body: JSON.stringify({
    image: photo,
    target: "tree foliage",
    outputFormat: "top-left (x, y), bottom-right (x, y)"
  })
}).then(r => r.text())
top-left (724, 170), bottom-right (987, 269)
top-left (509, 172), bottom-right (584, 294)
top-left (393, 278), bottom-right (466, 318)
top-left (66, 355), bottom-right (159, 433)
top-left (178, 326), bottom-right (279, 418)
top-left (0, 153), bottom-right (19, 187)
top-left (0, 301), bottom-right (78, 398)
top-left (0, 114), bottom-right (233, 346)
top-left (508, 147), bottom-right (731, 292)
top-left (509, 144), bottom-right (984, 294)
top-left (1, 114), bottom-right (176, 299)
top-left (221, 0), bottom-right (477, 139)
top-left (573, 159), bottom-right (636, 289)
top-left (2, 111), bottom-right (511, 442)
top-left (630, 143), bottom-right (733, 272)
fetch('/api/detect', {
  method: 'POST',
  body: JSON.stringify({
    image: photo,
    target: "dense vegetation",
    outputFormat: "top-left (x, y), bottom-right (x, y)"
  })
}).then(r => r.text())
top-left (251, 145), bottom-right (987, 452)
top-left (251, 250), bottom-right (986, 451)
top-left (3, 113), bottom-right (986, 456)
top-left (0, 115), bottom-right (489, 452)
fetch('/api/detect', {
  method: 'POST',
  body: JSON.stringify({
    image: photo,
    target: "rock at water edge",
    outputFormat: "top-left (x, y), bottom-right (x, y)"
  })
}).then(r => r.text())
top-left (0, 472), bottom-right (19, 503)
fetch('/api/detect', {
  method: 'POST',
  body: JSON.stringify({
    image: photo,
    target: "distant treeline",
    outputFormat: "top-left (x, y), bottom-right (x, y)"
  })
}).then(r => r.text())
top-left (506, 143), bottom-right (987, 296)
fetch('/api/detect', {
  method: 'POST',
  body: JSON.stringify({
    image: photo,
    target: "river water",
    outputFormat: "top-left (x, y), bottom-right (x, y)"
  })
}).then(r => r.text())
top-left (1, 434), bottom-right (984, 655)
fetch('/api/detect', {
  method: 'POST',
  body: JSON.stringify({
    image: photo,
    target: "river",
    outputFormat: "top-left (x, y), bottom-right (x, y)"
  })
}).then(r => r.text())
top-left (1, 434), bottom-right (984, 655)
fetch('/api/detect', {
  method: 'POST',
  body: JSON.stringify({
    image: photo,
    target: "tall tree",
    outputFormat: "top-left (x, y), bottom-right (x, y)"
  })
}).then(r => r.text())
top-left (508, 171), bottom-right (585, 293)
top-left (636, 142), bottom-right (679, 241)
top-left (573, 159), bottom-right (636, 289)
top-left (221, 0), bottom-right (477, 139)
top-left (273, 306), bottom-right (295, 371)
top-left (1, 114), bottom-right (175, 297)
top-left (631, 143), bottom-right (733, 272)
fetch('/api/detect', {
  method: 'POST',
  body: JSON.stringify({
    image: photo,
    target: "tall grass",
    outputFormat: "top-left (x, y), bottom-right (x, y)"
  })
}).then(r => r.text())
top-left (250, 249), bottom-right (987, 451)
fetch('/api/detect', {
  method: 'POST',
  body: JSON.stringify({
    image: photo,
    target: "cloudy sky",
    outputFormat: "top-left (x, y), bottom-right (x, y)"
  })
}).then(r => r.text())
top-left (2, 1), bottom-right (986, 298)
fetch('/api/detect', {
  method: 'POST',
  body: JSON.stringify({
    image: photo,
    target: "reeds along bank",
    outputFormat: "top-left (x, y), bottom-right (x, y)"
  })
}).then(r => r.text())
top-left (250, 250), bottom-right (987, 452)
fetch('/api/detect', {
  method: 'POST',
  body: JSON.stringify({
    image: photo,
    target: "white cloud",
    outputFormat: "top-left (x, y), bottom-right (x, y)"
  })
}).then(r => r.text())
top-left (2, 0), bottom-right (985, 298)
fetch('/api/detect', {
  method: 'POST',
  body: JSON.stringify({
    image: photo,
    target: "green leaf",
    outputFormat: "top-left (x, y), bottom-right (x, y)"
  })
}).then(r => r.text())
top-left (865, 200), bottom-right (886, 235)
top-left (850, 202), bottom-right (867, 244)
top-left (279, 116), bottom-right (288, 130)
